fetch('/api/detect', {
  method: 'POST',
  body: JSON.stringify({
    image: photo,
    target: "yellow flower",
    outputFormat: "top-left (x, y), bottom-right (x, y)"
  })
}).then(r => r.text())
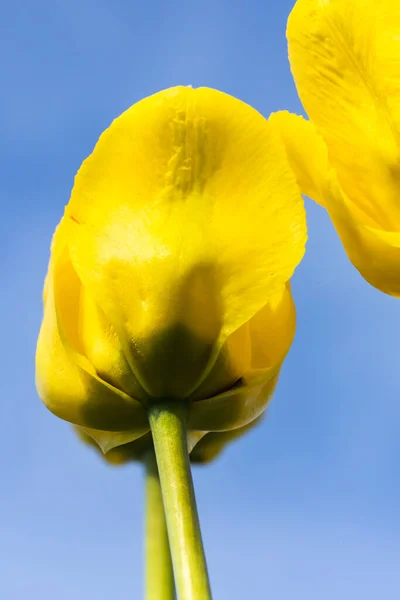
top-left (36, 86), bottom-right (306, 451)
top-left (274, 0), bottom-right (400, 296)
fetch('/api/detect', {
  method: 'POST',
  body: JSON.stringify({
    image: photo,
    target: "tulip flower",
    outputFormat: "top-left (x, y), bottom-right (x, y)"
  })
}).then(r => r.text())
top-left (36, 86), bottom-right (306, 599)
top-left (272, 0), bottom-right (400, 296)
top-left (36, 86), bottom-right (305, 444)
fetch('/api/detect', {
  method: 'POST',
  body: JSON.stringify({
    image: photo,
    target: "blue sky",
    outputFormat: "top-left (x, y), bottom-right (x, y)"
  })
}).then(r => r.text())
top-left (2, 0), bottom-right (400, 598)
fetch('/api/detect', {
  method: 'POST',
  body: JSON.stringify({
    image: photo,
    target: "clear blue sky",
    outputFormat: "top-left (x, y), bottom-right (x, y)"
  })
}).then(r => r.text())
top-left (2, 1), bottom-right (400, 598)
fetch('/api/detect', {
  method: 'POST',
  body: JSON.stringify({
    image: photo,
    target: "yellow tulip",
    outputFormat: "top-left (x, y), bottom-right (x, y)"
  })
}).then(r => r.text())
top-left (273, 0), bottom-right (400, 296)
top-left (36, 86), bottom-right (306, 451)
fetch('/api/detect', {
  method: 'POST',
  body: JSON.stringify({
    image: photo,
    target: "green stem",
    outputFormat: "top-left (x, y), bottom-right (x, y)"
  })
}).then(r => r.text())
top-left (148, 402), bottom-right (212, 600)
top-left (144, 450), bottom-right (176, 600)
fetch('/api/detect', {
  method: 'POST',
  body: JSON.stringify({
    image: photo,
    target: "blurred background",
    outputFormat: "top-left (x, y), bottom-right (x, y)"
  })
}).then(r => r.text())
top-left (1, 0), bottom-right (400, 598)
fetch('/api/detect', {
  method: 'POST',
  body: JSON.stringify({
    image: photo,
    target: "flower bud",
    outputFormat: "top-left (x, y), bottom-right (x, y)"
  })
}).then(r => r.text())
top-left (36, 86), bottom-right (306, 449)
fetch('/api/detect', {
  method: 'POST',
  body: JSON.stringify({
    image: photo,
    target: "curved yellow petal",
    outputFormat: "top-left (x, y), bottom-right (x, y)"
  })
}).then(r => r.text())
top-left (191, 281), bottom-right (295, 399)
top-left (188, 313), bottom-right (252, 402)
top-left (76, 426), bottom-right (152, 457)
top-left (288, 0), bottom-right (400, 230)
top-left (189, 284), bottom-right (295, 431)
top-left (63, 86), bottom-right (306, 399)
top-left (189, 370), bottom-right (279, 433)
top-left (248, 282), bottom-right (295, 370)
top-left (190, 414), bottom-right (264, 464)
top-left (268, 111), bottom-right (329, 208)
top-left (330, 217), bottom-right (400, 298)
top-left (50, 219), bottom-right (147, 402)
top-left (35, 222), bottom-right (150, 432)
top-left (272, 111), bottom-right (400, 296)
top-left (190, 284), bottom-right (296, 401)
top-left (79, 286), bottom-right (148, 401)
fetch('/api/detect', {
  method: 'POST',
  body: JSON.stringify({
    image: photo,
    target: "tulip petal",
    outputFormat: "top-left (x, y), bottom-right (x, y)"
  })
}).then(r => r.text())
top-left (191, 282), bottom-right (295, 400)
top-left (189, 371), bottom-right (279, 432)
top-left (268, 111), bottom-right (330, 208)
top-left (287, 0), bottom-right (400, 230)
top-left (36, 223), bottom-right (150, 432)
top-left (337, 222), bottom-right (400, 297)
top-left (79, 284), bottom-right (149, 401)
top-left (271, 111), bottom-right (400, 296)
top-left (77, 426), bottom-right (151, 454)
top-left (50, 219), bottom-right (148, 402)
top-left (248, 282), bottom-right (296, 369)
top-left (57, 220), bottom-right (152, 403)
top-left (189, 284), bottom-right (295, 431)
top-left (190, 414), bottom-right (264, 464)
top-left (64, 86), bottom-right (306, 399)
